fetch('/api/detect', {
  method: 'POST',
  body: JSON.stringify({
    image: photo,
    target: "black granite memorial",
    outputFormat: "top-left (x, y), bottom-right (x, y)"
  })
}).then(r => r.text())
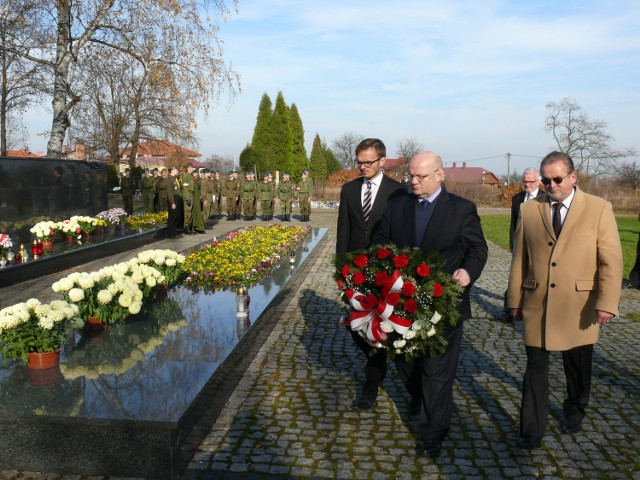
top-left (0, 228), bottom-right (327, 478)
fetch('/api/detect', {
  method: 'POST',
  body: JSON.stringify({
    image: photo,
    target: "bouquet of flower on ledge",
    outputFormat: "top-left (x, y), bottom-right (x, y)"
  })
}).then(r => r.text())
top-left (335, 244), bottom-right (463, 360)
top-left (0, 233), bottom-right (13, 257)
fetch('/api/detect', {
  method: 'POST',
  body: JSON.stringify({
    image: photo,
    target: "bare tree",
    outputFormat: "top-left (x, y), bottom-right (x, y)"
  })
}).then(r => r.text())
top-left (0, 2), bottom-right (46, 155)
top-left (331, 132), bottom-right (365, 168)
top-left (545, 97), bottom-right (637, 175)
top-left (615, 161), bottom-right (640, 190)
top-left (204, 154), bottom-right (235, 172)
top-left (396, 137), bottom-right (424, 160)
top-left (4, 0), bottom-right (239, 159)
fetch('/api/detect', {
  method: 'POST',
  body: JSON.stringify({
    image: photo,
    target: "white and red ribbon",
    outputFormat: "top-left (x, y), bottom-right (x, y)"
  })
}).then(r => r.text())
top-left (345, 269), bottom-right (413, 345)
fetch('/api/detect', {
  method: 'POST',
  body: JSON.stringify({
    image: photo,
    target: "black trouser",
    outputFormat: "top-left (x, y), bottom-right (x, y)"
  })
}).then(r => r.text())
top-left (166, 197), bottom-right (184, 236)
top-left (348, 327), bottom-right (387, 401)
top-left (395, 323), bottom-right (463, 444)
top-left (520, 344), bottom-right (593, 439)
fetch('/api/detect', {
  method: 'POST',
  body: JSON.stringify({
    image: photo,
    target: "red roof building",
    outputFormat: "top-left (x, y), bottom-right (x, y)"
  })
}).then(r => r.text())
top-left (116, 140), bottom-right (205, 170)
top-left (3, 148), bottom-right (43, 158)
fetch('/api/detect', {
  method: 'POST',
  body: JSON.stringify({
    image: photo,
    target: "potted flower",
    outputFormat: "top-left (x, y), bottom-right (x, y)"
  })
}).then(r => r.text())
top-left (56, 219), bottom-right (82, 241)
top-left (135, 249), bottom-right (186, 286)
top-left (70, 215), bottom-right (98, 236)
top-left (30, 220), bottom-right (57, 246)
top-left (0, 233), bottom-right (13, 266)
top-left (95, 209), bottom-right (126, 234)
top-left (0, 298), bottom-right (82, 369)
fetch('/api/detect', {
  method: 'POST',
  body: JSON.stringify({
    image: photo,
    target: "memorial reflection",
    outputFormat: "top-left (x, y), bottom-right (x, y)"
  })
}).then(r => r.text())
top-left (0, 228), bottom-right (326, 423)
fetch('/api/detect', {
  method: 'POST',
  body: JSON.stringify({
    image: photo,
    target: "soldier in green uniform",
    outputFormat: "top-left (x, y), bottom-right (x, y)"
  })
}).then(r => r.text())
top-left (222, 170), bottom-right (241, 220)
top-left (258, 172), bottom-right (275, 220)
top-left (241, 171), bottom-right (257, 220)
top-left (181, 163), bottom-right (196, 234)
top-left (200, 169), bottom-right (215, 224)
top-left (141, 168), bottom-right (156, 212)
top-left (152, 168), bottom-right (160, 212)
top-left (191, 169), bottom-right (206, 233)
top-left (120, 167), bottom-right (136, 216)
top-left (297, 169), bottom-right (313, 222)
top-left (277, 171), bottom-right (295, 221)
top-left (156, 168), bottom-right (168, 212)
top-left (210, 170), bottom-right (221, 219)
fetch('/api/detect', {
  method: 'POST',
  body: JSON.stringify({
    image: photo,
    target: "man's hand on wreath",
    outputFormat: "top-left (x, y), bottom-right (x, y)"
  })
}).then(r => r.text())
top-left (452, 268), bottom-right (470, 287)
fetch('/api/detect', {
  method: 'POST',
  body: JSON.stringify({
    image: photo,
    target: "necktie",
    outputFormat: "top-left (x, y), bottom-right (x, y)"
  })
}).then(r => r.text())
top-left (553, 203), bottom-right (563, 238)
top-left (362, 180), bottom-right (372, 222)
top-left (526, 193), bottom-right (532, 201)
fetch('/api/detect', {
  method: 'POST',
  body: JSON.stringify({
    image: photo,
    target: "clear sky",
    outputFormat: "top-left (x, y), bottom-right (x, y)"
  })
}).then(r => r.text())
top-left (24, 0), bottom-right (640, 176)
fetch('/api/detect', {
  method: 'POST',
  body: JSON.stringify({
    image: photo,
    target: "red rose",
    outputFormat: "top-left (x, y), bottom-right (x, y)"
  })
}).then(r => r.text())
top-left (401, 281), bottom-right (416, 296)
top-left (337, 279), bottom-right (344, 290)
top-left (377, 248), bottom-right (392, 259)
top-left (374, 271), bottom-right (389, 286)
top-left (49, 231), bottom-right (55, 237)
top-left (393, 255), bottom-right (409, 268)
top-left (354, 254), bottom-right (369, 268)
top-left (76, 228), bottom-right (82, 234)
top-left (416, 263), bottom-right (430, 277)
top-left (433, 283), bottom-right (444, 297)
top-left (386, 292), bottom-right (400, 306)
top-left (363, 294), bottom-right (378, 309)
top-left (341, 264), bottom-right (351, 278)
top-left (353, 271), bottom-right (366, 285)
top-left (346, 288), bottom-right (355, 300)
top-left (403, 299), bottom-right (418, 313)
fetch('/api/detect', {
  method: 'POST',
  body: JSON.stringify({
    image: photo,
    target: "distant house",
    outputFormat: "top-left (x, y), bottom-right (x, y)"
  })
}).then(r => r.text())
top-left (444, 162), bottom-right (500, 188)
top-left (3, 148), bottom-right (43, 158)
top-left (116, 140), bottom-right (205, 171)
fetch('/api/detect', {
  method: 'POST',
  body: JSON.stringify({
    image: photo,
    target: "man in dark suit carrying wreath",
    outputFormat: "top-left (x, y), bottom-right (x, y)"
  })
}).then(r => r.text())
top-left (336, 138), bottom-right (407, 411)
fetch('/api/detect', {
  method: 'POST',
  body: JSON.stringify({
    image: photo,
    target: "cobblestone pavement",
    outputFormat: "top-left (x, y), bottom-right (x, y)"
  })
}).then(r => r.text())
top-left (2, 210), bottom-right (640, 479)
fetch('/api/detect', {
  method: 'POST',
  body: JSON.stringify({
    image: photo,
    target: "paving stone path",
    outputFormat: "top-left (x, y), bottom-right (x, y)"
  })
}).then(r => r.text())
top-left (2, 210), bottom-right (639, 479)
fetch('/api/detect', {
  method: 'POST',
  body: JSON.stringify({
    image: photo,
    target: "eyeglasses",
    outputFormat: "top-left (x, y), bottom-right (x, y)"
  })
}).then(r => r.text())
top-left (540, 172), bottom-right (573, 186)
top-left (522, 179), bottom-right (538, 184)
top-left (356, 157), bottom-right (382, 167)
top-left (408, 169), bottom-right (439, 181)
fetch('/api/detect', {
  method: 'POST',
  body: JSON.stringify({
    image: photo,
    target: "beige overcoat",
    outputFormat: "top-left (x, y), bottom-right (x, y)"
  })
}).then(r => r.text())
top-left (507, 187), bottom-right (622, 351)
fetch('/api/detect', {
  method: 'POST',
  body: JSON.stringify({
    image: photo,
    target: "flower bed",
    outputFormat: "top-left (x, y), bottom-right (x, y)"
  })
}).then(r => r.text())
top-left (336, 244), bottom-right (463, 359)
top-left (182, 225), bottom-right (310, 287)
top-left (125, 212), bottom-right (168, 230)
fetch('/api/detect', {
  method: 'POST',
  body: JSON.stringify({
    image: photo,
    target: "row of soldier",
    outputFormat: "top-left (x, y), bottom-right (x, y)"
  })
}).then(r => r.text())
top-left (122, 165), bottom-right (315, 238)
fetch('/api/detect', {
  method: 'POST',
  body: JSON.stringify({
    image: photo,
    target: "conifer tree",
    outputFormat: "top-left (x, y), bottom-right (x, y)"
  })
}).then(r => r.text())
top-left (323, 143), bottom-right (342, 176)
top-left (251, 93), bottom-right (273, 174)
top-left (239, 143), bottom-right (259, 174)
top-left (309, 133), bottom-right (327, 180)
top-left (289, 103), bottom-right (308, 178)
top-left (269, 91), bottom-right (293, 174)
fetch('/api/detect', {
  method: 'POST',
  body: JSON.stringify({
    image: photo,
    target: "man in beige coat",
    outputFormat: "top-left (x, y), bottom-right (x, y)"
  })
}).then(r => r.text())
top-left (507, 151), bottom-right (622, 450)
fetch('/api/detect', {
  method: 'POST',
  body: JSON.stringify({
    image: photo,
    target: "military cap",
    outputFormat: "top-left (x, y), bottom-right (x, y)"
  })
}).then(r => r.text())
top-left (202, 168), bottom-right (210, 173)
top-left (283, 171), bottom-right (290, 175)
top-left (228, 169), bottom-right (234, 174)
top-left (263, 172), bottom-right (270, 178)
top-left (302, 169), bottom-right (309, 174)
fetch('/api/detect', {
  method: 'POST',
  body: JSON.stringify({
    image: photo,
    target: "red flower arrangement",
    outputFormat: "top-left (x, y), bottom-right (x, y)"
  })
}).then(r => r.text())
top-left (335, 244), bottom-right (463, 359)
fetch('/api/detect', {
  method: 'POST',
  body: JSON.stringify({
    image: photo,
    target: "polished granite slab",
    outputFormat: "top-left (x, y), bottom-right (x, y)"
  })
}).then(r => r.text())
top-left (0, 227), bottom-right (327, 478)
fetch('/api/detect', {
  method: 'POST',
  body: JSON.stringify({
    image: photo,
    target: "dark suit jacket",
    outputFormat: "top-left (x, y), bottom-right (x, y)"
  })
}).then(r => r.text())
top-left (336, 174), bottom-right (406, 258)
top-left (509, 189), bottom-right (545, 249)
top-left (371, 185), bottom-right (488, 320)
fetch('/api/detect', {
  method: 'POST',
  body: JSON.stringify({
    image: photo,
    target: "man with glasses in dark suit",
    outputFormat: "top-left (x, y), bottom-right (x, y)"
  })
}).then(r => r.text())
top-left (337, 138), bottom-right (406, 412)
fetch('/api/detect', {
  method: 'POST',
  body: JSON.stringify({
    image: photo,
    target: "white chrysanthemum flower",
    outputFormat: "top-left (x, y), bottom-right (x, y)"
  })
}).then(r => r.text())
top-left (49, 310), bottom-right (65, 323)
top-left (38, 316), bottom-right (55, 330)
top-left (154, 256), bottom-right (166, 266)
top-left (107, 283), bottom-right (119, 295)
top-left (78, 274), bottom-right (95, 289)
top-left (380, 320), bottom-right (394, 333)
top-left (25, 298), bottom-right (41, 309)
top-left (68, 272), bottom-right (81, 282)
top-left (34, 304), bottom-right (51, 317)
top-left (128, 302), bottom-right (142, 315)
top-left (118, 294), bottom-right (133, 308)
top-left (430, 312), bottom-right (442, 324)
top-left (68, 288), bottom-right (85, 302)
top-left (56, 278), bottom-right (74, 292)
top-left (145, 277), bottom-right (157, 287)
top-left (15, 306), bottom-right (30, 322)
top-left (131, 272), bottom-right (144, 284)
top-left (393, 339), bottom-right (406, 348)
top-left (404, 330), bottom-right (416, 340)
top-left (165, 258), bottom-right (176, 267)
top-left (427, 326), bottom-right (436, 337)
top-left (97, 290), bottom-right (113, 304)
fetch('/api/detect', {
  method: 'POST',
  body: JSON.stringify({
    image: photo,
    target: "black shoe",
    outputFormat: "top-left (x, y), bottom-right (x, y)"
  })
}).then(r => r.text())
top-left (559, 419), bottom-right (582, 434)
top-left (516, 436), bottom-right (541, 450)
top-left (498, 311), bottom-right (514, 323)
top-left (409, 395), bottom-right (421, 416)
top-left (350, 397), bottom-right (375, 410)
top-left (416, 440), bottom-right (442, 458)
